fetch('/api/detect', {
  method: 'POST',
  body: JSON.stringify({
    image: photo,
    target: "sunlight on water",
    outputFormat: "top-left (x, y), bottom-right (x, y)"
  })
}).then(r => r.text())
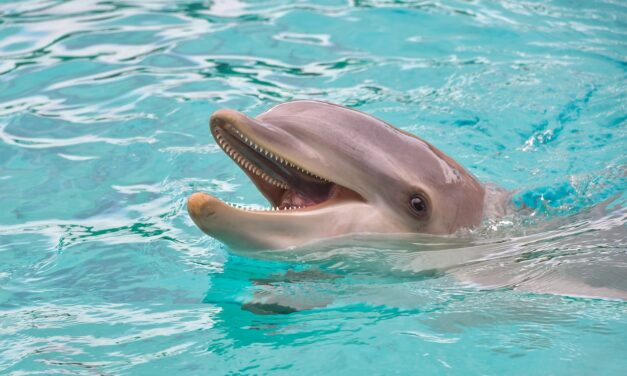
top-left (0, 0), bottom-right (625, 374)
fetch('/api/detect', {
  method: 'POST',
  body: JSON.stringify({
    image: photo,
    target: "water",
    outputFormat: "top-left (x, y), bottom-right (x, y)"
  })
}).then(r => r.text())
top-left (0, 0), bottom-right (626, 374)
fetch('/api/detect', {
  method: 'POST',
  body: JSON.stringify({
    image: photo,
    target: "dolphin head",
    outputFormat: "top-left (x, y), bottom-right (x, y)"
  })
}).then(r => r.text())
top-left (188, 100), bottom-right (486, 249)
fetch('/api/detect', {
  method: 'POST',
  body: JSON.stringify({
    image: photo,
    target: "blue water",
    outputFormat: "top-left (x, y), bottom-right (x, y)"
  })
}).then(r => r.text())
top-left (1, 0), bottom-right (626, 374)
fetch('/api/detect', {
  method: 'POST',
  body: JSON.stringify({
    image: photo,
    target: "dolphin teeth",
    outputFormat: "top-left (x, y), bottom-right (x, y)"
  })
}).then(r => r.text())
top-left (215, 129), bottom-right (330, 200)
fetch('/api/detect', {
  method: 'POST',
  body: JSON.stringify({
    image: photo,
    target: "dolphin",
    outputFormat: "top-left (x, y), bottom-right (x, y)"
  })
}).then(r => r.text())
top-left (188, 100), bottom-right (496, 249)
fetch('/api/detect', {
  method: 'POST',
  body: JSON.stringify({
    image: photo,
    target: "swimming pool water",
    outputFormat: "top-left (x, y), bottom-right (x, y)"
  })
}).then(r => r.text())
top-left (0, 0), bottom-right (625, 374)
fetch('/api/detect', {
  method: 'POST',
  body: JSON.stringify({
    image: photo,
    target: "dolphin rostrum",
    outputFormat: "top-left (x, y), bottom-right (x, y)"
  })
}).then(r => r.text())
top-left (188, 100), bottom-right (495, 249)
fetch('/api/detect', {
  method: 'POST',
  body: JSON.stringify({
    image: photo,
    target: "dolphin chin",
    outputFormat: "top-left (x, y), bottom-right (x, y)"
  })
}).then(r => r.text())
top-left (188, 100), bottom-right (490, 249)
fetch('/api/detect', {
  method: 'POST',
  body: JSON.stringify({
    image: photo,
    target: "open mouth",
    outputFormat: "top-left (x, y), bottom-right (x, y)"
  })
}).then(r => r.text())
top-left (211, 120), bottom-right (362, 212)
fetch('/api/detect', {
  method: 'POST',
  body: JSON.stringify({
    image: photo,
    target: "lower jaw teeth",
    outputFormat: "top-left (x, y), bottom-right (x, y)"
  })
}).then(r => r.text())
top-left (226, 202), bottom-right (304, 211)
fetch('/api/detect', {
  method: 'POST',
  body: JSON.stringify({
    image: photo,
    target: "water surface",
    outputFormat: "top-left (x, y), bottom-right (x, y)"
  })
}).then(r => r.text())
top-left (0, 0), bottom-right (626, 374)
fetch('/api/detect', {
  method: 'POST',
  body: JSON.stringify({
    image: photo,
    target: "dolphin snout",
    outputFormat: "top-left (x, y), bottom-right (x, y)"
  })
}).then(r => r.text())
top-left (187, 192), bottom-right (216, 219)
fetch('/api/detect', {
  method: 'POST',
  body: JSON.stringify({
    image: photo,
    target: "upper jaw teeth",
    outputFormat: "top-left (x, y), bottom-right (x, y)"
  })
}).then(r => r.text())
top-left (214, 131), bottom-right (289, 190)
top-left (214, 127), bottom-right (330, 188)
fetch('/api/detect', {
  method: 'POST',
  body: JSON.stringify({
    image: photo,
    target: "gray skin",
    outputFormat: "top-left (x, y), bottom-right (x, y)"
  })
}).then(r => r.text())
top-left (188, 100), bottom-right (487, 250)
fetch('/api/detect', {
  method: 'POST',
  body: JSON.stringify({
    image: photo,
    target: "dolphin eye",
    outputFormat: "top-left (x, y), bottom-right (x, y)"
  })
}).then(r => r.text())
top-left (409, 194), bottom-right (428, 215)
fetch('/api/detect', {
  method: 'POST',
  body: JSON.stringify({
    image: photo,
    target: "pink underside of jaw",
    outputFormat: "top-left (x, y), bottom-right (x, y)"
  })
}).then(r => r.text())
top-left (211, 122), bottom-right (363, 212)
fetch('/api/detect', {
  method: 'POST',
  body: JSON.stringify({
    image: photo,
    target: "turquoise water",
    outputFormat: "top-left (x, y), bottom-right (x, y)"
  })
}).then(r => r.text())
top-left (1, 0), bottom-right (626, 374)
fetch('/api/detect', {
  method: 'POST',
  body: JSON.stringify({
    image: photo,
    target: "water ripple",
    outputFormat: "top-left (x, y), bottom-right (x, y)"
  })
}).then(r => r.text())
top-left (0, 0), bottom-right (626, 374)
